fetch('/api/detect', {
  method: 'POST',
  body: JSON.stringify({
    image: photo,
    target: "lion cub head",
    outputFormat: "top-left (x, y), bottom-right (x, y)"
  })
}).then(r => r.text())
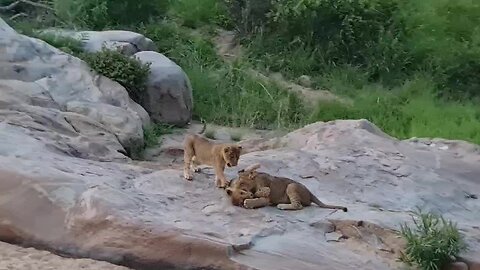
top-left (226, 164), bottom-right (260, 206)
top-left (222, 145), bottom-right (242, 167)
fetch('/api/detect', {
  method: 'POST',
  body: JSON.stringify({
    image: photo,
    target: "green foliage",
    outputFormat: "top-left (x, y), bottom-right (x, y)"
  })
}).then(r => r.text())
top-left (169, 0), bottom-right (232, 28)
top-left (227, 0), bottom-right (480, 97)
top-left (53, 0), bottom-right (170, 30)
top-left (230, 130), bottom-right (244, 141)
top-left (82, 49), bottom-right (151, 103)
top-left (143, 123), bottom-right (175, 148)
top-left (138, 20), bottom-right (221, 68)
top-left (141, 21), bottom-right (305, 129)
top-left (32, 32), bottom-right (84, 56)
top-left (400, 210), bottom-right (467, 270)
top-left (204, 128), bottom-right (216, 139)
top-left (223, 0), bottom-right (272, 35)
top-left (310, 75), bottom-right (480, 144)
top-left (397, 0), bottom-right (480, 98)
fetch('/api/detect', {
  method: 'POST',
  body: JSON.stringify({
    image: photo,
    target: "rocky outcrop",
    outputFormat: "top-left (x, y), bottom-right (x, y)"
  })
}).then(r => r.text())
top-left (134, 51), bottom-right (193, 126)
top-left (39, 29), bottom-right (157, 56)
top-left (1, 18), bottom-right (479, 270)
top-left (0, 18), bottom-right (149, 160)
top-left (38, 28), bottom-right (194, 126)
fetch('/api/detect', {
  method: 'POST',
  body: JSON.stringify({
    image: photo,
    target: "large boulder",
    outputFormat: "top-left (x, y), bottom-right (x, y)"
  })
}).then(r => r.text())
top-left (0, 18), bottom-right (149, 160)
top-left (39, 29), bottom-right (157, 56)
top-left (134, 51), bottom-right (193, 126)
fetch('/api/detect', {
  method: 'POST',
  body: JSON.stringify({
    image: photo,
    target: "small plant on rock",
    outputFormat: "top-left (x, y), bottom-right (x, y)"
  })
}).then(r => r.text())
top-left (400, 210), bottom-right (467, 270)
top-left (143, 123), bottom-right (175, 148)
top-left (82, 48), bottom-right (151, 103)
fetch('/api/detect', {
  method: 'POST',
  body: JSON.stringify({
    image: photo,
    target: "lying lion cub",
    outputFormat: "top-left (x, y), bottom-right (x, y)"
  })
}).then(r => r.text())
top-left (226, 164), bottom-right (348, 211)
top-left (183, 123), bottom-right (242, 188)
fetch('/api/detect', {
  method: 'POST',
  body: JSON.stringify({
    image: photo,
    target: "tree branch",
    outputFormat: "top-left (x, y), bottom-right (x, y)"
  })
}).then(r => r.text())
top-left (0, 1), bottom-right (21, 11)
top-left (0, 0), bottom-right (54, 12)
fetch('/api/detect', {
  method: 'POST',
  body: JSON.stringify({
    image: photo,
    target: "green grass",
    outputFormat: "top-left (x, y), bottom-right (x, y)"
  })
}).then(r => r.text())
top-left (400, 210), bottom-right (467, 270)
top-left (204, 127), bottom-right (216, 139)
top-left (168, 0), bottom-right (231, 29)
top-left (143, 123), bottom-right (176, 148)
top-left (310, 76), bottom-right (480, 144)
top-left (230, 130), bottom-right (244, 142)
top-left (140, 21), bottom-right (306, 130)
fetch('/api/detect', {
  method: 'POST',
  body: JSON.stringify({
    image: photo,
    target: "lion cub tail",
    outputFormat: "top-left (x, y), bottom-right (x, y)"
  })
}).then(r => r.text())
top-left (310, 193), bottom-right (348, 212)
top-left (198, 118), bottom-right (207, 134)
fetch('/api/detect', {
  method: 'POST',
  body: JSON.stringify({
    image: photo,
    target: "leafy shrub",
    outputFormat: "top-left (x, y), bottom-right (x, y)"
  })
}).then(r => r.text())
top-left (400, 210), bottom-right (467, 270)
top-left (82, 49), bottom-right (151, 103)
top-left (53, 0), bottom-right (170, 30)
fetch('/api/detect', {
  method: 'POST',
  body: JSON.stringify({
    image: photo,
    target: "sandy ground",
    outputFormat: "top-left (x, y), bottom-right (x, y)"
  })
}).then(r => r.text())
top-left (0, 241), bottom-right (130, 270)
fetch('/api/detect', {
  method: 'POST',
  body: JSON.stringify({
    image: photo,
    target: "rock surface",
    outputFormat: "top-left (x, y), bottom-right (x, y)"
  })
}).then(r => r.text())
top-left (1, 18), bottom-right (480, 270)
top-left (39, 29), bottom-right (156, 56)
top-left (0, 241), bottom-right (129, 270)
top-left (0, 18), bottom-right (149, 159)
top-left (134, 51), bottom-right (193, 126)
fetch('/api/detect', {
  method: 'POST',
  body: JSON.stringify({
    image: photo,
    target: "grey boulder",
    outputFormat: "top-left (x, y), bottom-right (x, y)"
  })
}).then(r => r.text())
top-left (134, 51), bottom-right (193, 126)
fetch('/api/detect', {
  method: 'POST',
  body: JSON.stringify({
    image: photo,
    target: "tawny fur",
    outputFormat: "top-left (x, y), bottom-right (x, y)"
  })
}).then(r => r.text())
top-left (183, 123), bottom-right (242, 188)
top-left (226, 164), bottom-right (348, 211)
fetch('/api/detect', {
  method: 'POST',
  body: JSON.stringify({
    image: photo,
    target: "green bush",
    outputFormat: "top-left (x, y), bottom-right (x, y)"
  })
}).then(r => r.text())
top-left (53, 0), bottom-right (170, 30)
top-left (400, 210), bottom-right (467, 270)
top-left (82, 49), bottom-right (151, 103)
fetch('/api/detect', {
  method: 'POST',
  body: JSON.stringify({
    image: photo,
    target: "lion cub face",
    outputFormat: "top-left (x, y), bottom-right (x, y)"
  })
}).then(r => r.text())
top-left (226, 169), bottom-right (257, 206)
top-left (226, 187), bottom-right (254, 206)
top-left (222, 145), bottom-right (242, 167)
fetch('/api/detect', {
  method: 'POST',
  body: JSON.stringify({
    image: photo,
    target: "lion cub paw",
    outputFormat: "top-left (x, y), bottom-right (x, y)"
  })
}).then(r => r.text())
top-left (243, 199), bottom-right (256, 209)
top-left (183, 172), bottom-right (193, 181)
top-left (216, 182), bottom-right (227, 188)
top-left (215, 179), bottom-right (229, 188)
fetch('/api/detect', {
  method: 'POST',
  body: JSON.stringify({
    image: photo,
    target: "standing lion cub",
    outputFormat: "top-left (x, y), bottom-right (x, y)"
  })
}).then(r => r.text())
top-left (183, 123), bottom-right (242, 188)
top-left (226, 164), bottom-right (348, 211)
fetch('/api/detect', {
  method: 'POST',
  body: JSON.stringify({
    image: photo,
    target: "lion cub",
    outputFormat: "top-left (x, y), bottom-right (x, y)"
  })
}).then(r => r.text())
top-left (226, 164), bottom-right (348, 211)
top-left (183, 124), bottom-right (242, 188)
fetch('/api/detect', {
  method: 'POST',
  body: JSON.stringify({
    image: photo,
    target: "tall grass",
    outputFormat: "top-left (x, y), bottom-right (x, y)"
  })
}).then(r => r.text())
top-left (169, 0), bottom-right (231, 28)
top-left (400, 210), bottom-right (467, 270)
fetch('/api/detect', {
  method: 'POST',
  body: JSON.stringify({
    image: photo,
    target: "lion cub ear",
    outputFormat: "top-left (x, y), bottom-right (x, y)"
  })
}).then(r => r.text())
top-left (223, 146), bottom-right (231, 153)
top-left (226, 187), bottom-right (233, 196)
top-left (248, 171), bottom-right (258, 180)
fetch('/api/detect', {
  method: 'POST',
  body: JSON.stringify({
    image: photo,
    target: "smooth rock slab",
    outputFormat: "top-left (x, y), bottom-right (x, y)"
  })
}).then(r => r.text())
top-left (1, 119), bottom-right (479, 270)
top-left (39, 29), bottom-right (157, 56)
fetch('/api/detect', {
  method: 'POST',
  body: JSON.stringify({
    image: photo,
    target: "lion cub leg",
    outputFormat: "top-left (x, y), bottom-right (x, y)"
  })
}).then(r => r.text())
top-left (277, 184), bottom-right (303, 210)
top-left (183, 144), bottom-right (194, 181)
top-left (214, 161), bottom-right (229, 188)
top-left (191, 156), bottom-right (202, 173)
top-left (244, 197), bottom-right (270, 209)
